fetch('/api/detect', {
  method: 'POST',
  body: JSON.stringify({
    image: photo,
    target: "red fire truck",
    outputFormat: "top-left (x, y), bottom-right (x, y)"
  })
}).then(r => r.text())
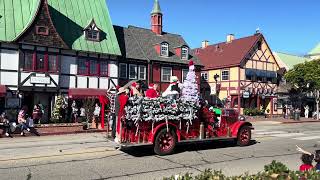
top-left (115, 101), bottom-right (254, 156)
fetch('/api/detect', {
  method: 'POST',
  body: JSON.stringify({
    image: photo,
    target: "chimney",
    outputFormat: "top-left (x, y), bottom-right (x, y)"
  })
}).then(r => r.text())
top-left (226, 34), bottom-right (235, 43)
top-left (202, 40), bottom-right (209, 48)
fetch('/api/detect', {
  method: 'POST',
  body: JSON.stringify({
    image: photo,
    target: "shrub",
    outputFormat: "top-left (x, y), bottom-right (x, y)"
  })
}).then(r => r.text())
top-left (163, 161), bottom-right (320, 180)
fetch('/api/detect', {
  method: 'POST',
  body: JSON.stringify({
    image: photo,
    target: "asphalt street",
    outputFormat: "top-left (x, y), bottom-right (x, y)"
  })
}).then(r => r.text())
top-left (1, 121), bottom-right (320, 180)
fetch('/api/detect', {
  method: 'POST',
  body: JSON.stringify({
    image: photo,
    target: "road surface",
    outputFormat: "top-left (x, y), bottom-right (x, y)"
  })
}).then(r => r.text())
top-left (1, 121), bottom-right (320, 180)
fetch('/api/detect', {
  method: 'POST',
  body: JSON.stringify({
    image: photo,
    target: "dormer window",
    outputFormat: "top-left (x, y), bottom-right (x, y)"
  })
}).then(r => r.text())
top-left (84, 19), bottom-right (101, 42)
top-left (181, 46), bottom-right (189, 60)
top-left (160, 42), bottom-right (169, 57)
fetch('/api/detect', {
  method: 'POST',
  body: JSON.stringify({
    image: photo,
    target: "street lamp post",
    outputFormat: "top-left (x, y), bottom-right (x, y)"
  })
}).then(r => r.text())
top-left (214, 74), bottom-right (219, 107)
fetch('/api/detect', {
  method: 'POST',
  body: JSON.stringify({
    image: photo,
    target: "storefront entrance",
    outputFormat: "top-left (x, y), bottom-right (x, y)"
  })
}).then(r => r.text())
top-left (22, 92), bottom-right (54, 123)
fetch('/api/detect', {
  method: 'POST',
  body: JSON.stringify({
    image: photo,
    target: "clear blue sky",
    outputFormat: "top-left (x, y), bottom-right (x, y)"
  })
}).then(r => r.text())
top-left (107, 0), bottom-right (320, 55)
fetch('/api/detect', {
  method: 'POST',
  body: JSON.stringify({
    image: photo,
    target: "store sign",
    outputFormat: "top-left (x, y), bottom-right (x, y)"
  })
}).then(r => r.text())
top-left (5, 97), bottom-right (21, 108)
top-left (30, 76), bottom-right (50, 84)
top-left (243, 91), bottom-right (250, 98)
top-left (210, 83), bottom-right (216, 95)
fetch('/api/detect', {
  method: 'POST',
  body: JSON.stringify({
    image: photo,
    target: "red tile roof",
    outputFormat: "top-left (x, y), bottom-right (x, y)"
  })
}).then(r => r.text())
top-left (194, 34), bottom-right (262, 70)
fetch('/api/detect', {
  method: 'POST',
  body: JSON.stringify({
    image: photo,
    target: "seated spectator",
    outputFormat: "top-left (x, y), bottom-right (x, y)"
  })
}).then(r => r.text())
top-left (17, 106), bottom-right (30, 136)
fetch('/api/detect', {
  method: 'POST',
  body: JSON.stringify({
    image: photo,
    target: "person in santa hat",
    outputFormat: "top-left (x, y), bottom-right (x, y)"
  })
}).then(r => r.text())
top-left (130, 82), bottom-right (142, 97)
top-left (145, 83), bottom-right (159, 99)
top-left (162, 76), bottom-right (181, 99)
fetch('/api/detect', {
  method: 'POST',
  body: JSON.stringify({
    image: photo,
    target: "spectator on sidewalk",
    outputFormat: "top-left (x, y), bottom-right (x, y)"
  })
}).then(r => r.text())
top-left (304, 105), bottom-right (310, 118)
top-left (299, 153), bottom-right (314, 172)
top-left (0, 112), bottom-right (11, 137)
top-left (71, 101), bottom-right (78, 123)
top-left (17, 106), bottom-right (30, 136)
top-left (32, 105), bottom-right (42, 124)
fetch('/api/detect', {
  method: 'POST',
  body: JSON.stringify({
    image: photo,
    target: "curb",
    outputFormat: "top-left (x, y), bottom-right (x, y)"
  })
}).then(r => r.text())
top-left (1, 129), bottom-right (109, 138)
top-left (281, 120), bottom-right (320, 124)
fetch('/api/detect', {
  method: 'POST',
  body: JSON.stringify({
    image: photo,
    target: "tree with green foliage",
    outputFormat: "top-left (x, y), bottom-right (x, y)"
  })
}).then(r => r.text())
top-left (51, 95), bottom-right (65, 123)
top-left (285, 59), bottom-right (320, 119)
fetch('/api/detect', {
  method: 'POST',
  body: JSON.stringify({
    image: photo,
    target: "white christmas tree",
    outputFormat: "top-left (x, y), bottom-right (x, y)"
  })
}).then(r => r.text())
top-left (181, 61), bottom-right (199, 104)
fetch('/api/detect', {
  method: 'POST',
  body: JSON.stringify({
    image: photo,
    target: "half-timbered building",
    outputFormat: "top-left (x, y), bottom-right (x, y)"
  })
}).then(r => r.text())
top-left (195, 33), bottom-right (281, 116)
top-left (0, 0), bottom-right (121, 121)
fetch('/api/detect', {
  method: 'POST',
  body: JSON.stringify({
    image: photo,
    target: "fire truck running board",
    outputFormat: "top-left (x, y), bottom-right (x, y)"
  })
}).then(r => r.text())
top-left (179, 136), bottom-right (235, 143)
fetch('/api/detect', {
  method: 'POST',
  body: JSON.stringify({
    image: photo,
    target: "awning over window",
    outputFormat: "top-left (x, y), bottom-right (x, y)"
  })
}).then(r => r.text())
top-left (68, 88), bottom-right (106, 99)
top-left (0, 85), bottom-right (6, 97)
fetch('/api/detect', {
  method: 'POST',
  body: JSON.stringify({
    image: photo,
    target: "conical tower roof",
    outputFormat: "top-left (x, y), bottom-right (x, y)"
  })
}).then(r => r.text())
top-left (151, 0), bottom-right (162, 14)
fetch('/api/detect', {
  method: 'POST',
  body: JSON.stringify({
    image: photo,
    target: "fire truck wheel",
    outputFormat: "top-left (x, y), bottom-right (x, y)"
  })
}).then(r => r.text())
top-left (237, 126), bottom-right (251, 146)
top-left (154, 128), bottom-right (177, 156)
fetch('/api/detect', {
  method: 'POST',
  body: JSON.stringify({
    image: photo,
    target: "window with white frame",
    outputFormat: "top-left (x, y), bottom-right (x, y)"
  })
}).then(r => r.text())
top-left (161, 67), bottom-right (172, 82)
top-left (129, 64), bottom-right (138, 79)
top-left (119, 63), bottom-right (127, 78)
top-left (181, 46), bottom-right (189, 60)
top-left (201, 72), bottom-right (208, 81)
top-left (139, 65), bottom-right (146, 80)
top-left (221, 70), bottom-right (229, 81)
top-left (160, 42), bottom-right (169, 57)
top-left (182, 69), bottom-right (188, 82)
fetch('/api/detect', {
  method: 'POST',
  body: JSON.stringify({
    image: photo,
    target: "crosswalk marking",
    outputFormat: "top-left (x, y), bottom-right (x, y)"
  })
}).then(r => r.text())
top-left (254, 131), bottom-right (287, 135)
top-left (272, 133), bottom-right (305, 137)
top-left (252, 129), bottom-right (320, 141)
top-left (293, 136), bottom-right (320, 140)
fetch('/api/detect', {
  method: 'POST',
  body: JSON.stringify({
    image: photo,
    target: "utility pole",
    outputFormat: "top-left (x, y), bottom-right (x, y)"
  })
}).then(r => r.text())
top-left (316, 90), bottom-right (319, 120)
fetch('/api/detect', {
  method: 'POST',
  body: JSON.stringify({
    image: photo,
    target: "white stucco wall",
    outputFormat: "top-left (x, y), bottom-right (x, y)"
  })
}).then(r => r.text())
top-left (77, 76), bottom-right (87, 88)
top-left (99, 77), bottom-right (109, 89)
top-left (109, 61), bottom-right (118, 78)
top-left (88, 77), bottom-right (98, 88)
top-left (1, 72), bottom-right (18, 86)
top-left (1, 49), bottom-right (19, 70)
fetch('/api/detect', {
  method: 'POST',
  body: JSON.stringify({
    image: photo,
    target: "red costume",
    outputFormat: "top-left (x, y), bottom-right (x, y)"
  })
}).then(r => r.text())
top-left (116, 93), bottom-right (129, 135)
top-left (145, 83), bottom-right (159, 98)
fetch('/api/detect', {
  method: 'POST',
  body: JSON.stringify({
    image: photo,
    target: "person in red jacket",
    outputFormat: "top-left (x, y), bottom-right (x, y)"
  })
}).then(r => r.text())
top-left (145, 83), bottom-right (159, 99)
top-left (299, 153), bottom-right (314, 172)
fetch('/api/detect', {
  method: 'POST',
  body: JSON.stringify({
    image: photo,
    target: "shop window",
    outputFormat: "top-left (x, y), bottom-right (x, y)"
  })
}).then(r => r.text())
top-left (129, 64), bottom-right (137, 79)
top-left (119, 63), bottom-right (127, 78)
top-left (100, 61), bottom-right (108, 76)
top-left (182, 69), bottom-right (188, 82)
top-left (221, 70), bottom-right (229, 81)
top-left (139, 65), bottom-right (146, 80)
top-left (161, 67), bottom-right (172, 82)
top-left (23, 51), bottom-right (59, 72)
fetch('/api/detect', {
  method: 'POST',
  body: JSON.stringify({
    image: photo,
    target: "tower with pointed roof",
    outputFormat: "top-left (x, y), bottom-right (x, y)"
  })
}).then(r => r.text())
top-left (151, 0), bottom-right (163, 35)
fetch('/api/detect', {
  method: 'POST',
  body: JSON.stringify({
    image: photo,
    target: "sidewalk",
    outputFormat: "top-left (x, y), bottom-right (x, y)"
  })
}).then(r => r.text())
top-left (0, 133), bottom-right (117, 162)
top-left (0, 123), bottom-right (109, 138)
top-left (247, 116), bottom-right (320, 124)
